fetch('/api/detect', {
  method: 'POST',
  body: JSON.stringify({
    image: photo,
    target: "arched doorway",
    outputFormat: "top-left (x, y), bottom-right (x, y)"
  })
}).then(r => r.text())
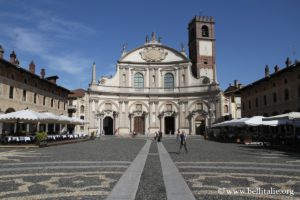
top-left (165, 116), bottom-right (175, 135)
top-left (195, 115), bottom-right (205, 135)
top-left (103, 116), bottom-right (113, 135)
top-left (134, 117), bottom-right (144, 134)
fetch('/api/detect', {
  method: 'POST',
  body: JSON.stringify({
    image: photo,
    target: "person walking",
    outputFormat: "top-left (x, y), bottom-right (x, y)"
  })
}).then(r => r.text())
top-left (178, 130), bottom-right (188, 153)
top-left (154, 131), bottom-right (158, 141)
top-left (176, 129), bottom-right (180, 144)
top-left (158, 131), bottom-right (162, 142)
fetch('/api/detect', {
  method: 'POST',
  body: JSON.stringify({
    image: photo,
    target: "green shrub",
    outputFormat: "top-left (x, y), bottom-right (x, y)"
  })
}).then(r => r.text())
top-left (90, 131), bottom-right (95, 139)
top-left (36, 131), bottom-right (48, 142)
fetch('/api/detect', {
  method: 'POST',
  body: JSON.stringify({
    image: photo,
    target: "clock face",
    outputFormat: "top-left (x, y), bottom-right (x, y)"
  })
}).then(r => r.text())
top-left (199, 41), bottom-right (212, 56)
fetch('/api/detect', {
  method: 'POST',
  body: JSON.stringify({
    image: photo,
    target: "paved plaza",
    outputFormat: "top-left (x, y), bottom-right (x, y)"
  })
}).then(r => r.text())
top-left (0, 137), bottom-right (300, 199)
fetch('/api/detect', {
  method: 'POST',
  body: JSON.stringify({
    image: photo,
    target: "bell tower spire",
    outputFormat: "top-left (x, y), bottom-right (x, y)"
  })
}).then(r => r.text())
top-left (188, 16), bottom-right (217, 83)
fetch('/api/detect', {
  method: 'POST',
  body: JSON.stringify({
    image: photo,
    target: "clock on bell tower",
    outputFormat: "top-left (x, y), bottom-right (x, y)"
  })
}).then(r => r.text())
top-left (188, 16), bottom-right (217, 83)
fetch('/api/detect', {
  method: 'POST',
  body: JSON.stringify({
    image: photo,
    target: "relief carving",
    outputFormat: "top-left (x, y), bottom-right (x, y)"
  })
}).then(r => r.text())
top-left (140, 46), bottom-right (168, 62)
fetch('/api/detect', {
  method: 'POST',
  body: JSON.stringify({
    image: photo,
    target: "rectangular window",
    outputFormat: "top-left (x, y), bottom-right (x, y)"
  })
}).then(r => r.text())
top-left (231, 96), bottom-right (235, 103)
top-left (34, 94), bottom-right (37, 104)
top-left (284, 89), bottom-right (289, 101)
top-left (255, 98), bottom-right (258, 108)
top-left (9, 86), bottom-right (14, 99)
top-left (43, 96), bottom-right (46, 105)
top-left (273, 93), bottom-right (277, 103)
top-left (263, 95), bottom-right (267, 106)
top-left (22, 90), bottom-right (26, 101)
top-left (248, 101), bottom-right (251, 110)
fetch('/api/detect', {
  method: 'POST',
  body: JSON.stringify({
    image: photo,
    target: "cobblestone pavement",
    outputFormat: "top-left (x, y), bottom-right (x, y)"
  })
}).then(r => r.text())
top-left (1, 136), bottom-right (300, 200)
top-left (0, 138), bottom-right (146, 200)
top-left (163, 137), bottom-right (300, 200)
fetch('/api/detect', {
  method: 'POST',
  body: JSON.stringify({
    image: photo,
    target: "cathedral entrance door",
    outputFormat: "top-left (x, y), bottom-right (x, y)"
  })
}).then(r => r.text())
top-left (195, 115), bottom-right (205, 135)
top-left (164, 116), bottom-right (175, 135)
top-left (103, 116), bottom-right (113, 135)
top-left (134, 117), bottom-right (144, 135)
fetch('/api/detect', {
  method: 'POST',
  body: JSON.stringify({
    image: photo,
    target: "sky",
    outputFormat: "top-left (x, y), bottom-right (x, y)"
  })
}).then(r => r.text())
top-left (0, 0), bottom-right (299, 90)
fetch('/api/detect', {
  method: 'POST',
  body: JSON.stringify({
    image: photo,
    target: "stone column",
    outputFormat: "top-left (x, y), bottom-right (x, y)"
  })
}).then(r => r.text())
top-left (129, 114), bottom-right (133, 133)
top-left (59, 124), bottom-right (62, 134)
top-left (100, 115), bottom-right (104, 135)
top-left (145, 112), bottom-right (149, 135)
top-left (0, 122), bottom-right (2, 135)
top-left (53, 123), bottom-right (56, 134)
top-left (26, 124), bottom-right (30, 133)
top-left (37, 122), bottom-right (40, 132)
top-left (125, 101), bottom-right (129, 130)
top-left (184, 66), bottom-right (189, 85)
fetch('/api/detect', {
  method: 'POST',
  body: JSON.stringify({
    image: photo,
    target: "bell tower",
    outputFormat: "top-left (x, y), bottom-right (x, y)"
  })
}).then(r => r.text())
top-left (188, 16), bottom-right (217, 83)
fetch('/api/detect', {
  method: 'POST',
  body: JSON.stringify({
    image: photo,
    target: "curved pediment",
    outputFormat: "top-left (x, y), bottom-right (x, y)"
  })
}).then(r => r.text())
top-left (119, 43), bottom-right (189, 64)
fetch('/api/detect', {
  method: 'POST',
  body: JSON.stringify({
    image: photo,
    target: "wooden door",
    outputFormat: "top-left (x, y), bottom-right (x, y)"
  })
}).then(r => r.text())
top-left (134, 117), bottom-right (144, 134)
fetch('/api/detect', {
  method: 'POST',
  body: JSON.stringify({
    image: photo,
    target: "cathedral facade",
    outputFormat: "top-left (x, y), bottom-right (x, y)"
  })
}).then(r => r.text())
top-left (87, 16), bottom-right (222, 136)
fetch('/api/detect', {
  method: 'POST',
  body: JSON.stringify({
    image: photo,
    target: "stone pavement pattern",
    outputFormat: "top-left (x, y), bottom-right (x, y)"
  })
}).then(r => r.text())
top-left (1, 137), bottom-right (300, 199)
top-left (163, 137), bottom-right (300, 200)
top-left (0, 138), bottom-right (146, 200)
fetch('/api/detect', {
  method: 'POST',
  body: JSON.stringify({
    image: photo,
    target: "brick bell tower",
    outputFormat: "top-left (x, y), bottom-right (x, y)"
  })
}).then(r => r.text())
top-left (188, 16), bottom-right (217, 83)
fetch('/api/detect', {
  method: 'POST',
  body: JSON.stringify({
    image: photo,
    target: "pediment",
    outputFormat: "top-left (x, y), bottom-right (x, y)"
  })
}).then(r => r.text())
top-left (119, 44), bottom-right (189, 64)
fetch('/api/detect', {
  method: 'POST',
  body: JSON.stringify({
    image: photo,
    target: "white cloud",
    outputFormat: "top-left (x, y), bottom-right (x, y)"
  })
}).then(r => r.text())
top-left (0, 3), bottom-right (98, 89)
top-left (11, 27), bottom-right (52, 54)
top-left (43, 54), bottom-right (90, 75)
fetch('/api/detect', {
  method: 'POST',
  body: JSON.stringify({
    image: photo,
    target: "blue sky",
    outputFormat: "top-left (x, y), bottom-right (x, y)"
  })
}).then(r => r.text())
top-left (0, 0), bottom-right (299, 90)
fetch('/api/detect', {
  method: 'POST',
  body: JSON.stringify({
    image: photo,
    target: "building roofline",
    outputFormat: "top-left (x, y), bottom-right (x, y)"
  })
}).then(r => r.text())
top-left (238, 62), bottom-right (299, 92)
top-left (0, 58), bottom-right (70, 93)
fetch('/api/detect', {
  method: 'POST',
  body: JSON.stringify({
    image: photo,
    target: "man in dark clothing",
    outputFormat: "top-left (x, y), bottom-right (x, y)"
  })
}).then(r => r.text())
top-left (178, 131), bottom-right (188, 153)
top-left (158, 131), bottom-right (162, 142)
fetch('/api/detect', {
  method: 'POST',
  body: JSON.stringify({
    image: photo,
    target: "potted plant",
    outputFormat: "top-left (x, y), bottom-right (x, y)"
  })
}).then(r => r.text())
top-left (36, 131), bottom-right (48, 147)
top-left (90, 131), bottom-right (95, 140)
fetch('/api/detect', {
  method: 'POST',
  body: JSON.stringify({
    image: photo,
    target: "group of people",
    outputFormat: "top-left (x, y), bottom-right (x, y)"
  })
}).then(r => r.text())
top-left (154, 129), bottom-right (188, 153)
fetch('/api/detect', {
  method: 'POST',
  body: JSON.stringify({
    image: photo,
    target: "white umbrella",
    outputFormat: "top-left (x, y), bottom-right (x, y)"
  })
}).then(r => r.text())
top-left (38, 112), bottom-right (59, 122)
top-left (71, 117), bottom-right (85, 124)
top-left (263, 112), bottom-right (300, 121)
top-left (0, 109), bottom-right (43, 122)
top-left (245, 116), bottom-right (278, 126)
top-left (212, 116), bottom-right (279, 127)
top-left (58, 115), bottom-right (73, 123)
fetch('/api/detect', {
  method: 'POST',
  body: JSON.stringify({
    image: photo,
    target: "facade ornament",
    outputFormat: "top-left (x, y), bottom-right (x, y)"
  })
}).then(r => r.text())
top-left (159, 111), bottom-right (177, 117)
top-left (140, 46), bottom-right (168, 62)
top-left (158, 37), bottom-right (162, 43)
top-left (146, 35), bottom-right (149, 43)
top-left (151, 32), bottom-right (156, 42)
top-left (181, 43), bottom-right (185, 52)
top-left (121, 43), bottom-right (127, 56)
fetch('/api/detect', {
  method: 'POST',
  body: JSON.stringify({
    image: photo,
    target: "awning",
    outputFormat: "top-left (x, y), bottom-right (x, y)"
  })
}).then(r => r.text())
top-left (212, 116), bottom-right (279, 128)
